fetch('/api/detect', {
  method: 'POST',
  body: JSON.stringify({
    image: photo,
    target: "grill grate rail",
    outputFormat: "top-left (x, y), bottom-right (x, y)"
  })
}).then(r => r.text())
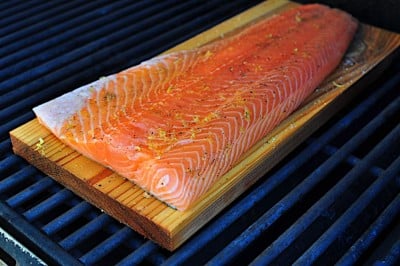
top-left (0, 1), bottom-right (399, 265)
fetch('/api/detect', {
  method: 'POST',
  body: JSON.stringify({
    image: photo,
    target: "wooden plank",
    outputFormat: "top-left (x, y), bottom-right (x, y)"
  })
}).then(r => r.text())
top-left (10, 0), bottom-right (400, 250)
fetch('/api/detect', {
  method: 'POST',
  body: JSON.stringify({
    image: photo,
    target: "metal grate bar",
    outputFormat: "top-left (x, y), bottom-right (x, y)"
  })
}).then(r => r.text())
top-left (0, 201), bottom-right (81, 265)
top-left (42, 202), bottom-right (93, 235)
top-left (59, 214), bottom-right (113, 250)
top-left (373, 240), bottom-right (400, 266)
top-left (250, 122), bottom-right (400, 265)
top-left (0, 0), bottom-right (165, 79)
top-left (0, 0), bottom-right (87, 47)
top-left (0, 139), bottom-right (12, 158)
top-left (321, 144), bottom-right (385, 178)
top-left (0, 0), bottom-right (197, 99)
top-left (0, 0), bottom-right (246, 122)
top-left (207, 83), bottom-right (400, 265)
top-left (163, 72), bottom-right (400, 265)
top-left (1, 1), bottom-right (398, 264)
top-left (0, 1), bottom-right (61, 30)
top-left (0, 0), bottom-right (38, 14)
top-left (337, 194), bottom-right (400, 265)
top-left (293, 155), bottom-right (400, 265)
top-left (0, 113), bottom-right (34, 142)
top-left (0, 156), bottom-right (24, 175)
top-left (146, 249), bottom-right (169, 265)
top-left (116, 241), bottom-right (160, 266)
top-left (389, 241), bottom-right (400, 264)
top-left (6, 178), bottom-right (55, 208)
top-left (79, 227), bottom-right (137, 265)
top-left (0, 2), bottom-right (259, 140)
top-left (23, 189), bottom-right (73, 221)
top-left (0, 166), bottom-right (38, 195)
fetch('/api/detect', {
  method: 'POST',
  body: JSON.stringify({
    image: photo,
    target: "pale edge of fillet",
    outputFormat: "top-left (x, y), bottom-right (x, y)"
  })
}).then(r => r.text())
top-left (33, 76), bottom-right (115, 136)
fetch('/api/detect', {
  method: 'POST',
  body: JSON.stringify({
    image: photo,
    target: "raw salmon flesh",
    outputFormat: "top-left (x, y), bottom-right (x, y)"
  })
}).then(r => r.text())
top-left (33, 4), bottom-right (358, 210)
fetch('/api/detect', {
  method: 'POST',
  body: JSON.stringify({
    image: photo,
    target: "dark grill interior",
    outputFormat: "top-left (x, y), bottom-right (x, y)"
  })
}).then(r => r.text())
top-left (1, 1), bottom-right (399, 265)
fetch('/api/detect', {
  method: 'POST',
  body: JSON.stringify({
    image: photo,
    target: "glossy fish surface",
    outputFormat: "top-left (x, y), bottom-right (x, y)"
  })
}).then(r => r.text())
top-left (34, 4), bottom-right (357, 210)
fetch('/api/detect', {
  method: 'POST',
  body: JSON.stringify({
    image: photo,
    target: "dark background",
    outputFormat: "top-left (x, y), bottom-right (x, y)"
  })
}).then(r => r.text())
top-left (294, 0), bottom-right (400, 32)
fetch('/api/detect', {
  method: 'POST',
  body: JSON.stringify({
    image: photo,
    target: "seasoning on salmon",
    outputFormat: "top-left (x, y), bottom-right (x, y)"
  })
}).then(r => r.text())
top-left (33, 4), bottom-right (358, 211)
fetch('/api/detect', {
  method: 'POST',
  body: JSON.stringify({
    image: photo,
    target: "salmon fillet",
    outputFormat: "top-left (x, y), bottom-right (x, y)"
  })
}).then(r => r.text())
top-left (33, 4), bottom-right (357, 210)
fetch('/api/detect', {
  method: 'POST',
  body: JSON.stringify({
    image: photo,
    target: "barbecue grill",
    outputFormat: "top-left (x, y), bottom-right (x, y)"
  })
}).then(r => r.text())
top-left (1, 0), bottom-right (399, 265)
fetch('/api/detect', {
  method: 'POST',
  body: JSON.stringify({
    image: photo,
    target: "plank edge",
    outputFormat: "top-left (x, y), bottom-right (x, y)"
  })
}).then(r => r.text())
top-left (9, 133), bottom-right (177, 251)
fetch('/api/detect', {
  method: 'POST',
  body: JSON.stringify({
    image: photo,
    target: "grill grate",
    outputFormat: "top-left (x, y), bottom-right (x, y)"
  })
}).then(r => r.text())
top-left (1, 1), bottom-right (399, 265)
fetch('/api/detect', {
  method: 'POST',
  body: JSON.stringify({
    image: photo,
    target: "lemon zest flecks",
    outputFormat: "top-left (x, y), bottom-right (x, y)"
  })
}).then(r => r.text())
top-left (295, 13), bottom-right (302, 23)
top-left (104, 92), bottom-right (116, 102)
top-left (332, 81), bottom-right (345, 88)
top-left (158, 128), bottom-right (167, 139)
top-left (254, 65), bottom-right (263, 72)
top-left (202, 111), bottom-right (220, 123)
top-left (35, 137), bottom-right (45, 156)
top-left (143, 192), bottom-right (152, 198)
top-left (244, 107), bottom-right (251, 122)
top-left (66, 119), bottom-right (75, 130)
top-left (204, 50), bottom-right (213, 59)
top-left (193, 115), bottom-right (200, 123)
top-left (167, 86), bottom-right (174, 94)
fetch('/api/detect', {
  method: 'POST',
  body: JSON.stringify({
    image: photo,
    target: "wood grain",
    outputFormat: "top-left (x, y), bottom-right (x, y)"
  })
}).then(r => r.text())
top-left (10, 0), bottom-right (400, 250)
